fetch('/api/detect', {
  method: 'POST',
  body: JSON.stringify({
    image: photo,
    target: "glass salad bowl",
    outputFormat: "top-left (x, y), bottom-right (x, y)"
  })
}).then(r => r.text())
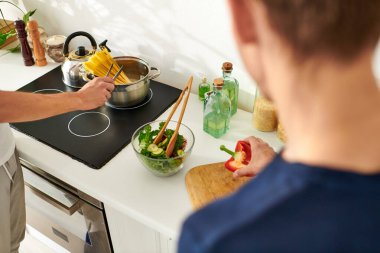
top-left (132, 120), bottom-right (195, 177)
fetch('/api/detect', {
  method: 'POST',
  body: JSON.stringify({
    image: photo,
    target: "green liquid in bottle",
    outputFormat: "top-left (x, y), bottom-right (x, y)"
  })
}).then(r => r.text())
top-left (203, 112), bottom-right (230, 138)
top-left (223, 77), bottom-right (238, 115)
top-left (203, 79), bottom-right (231, 138)
top-left (198, 77), bottom-right (211, 101)
top-left (222, 62), bottom-right (239, 116)
top-left (199, 85), bottom-right (211, 101)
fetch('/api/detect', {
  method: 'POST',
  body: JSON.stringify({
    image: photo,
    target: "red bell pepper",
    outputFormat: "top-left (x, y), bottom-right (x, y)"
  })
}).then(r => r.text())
top-left (220, 141), bottom-right (252, 172)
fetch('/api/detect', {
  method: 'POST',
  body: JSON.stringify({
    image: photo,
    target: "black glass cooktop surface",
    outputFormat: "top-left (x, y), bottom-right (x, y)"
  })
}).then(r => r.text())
top-left (11, 66), bottom-right (181, 169)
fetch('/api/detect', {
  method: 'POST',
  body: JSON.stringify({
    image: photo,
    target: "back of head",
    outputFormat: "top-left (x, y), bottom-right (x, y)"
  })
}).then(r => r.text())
top-left (261, 0), bottom-right (380, 61)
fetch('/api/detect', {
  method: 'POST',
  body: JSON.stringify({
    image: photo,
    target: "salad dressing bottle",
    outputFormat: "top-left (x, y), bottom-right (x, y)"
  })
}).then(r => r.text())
top-left (203, 78), bottom-right (231, 138)
top-left (222, 62), bottom-right (239, 116)
top-left (198, 76), bottom-right (211, 101)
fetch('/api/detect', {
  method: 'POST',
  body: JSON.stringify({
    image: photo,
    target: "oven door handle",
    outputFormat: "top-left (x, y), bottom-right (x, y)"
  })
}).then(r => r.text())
top-left (25, 182), bottom-right (82, 215)
top-left (22, 167), bottom-right (82, 216)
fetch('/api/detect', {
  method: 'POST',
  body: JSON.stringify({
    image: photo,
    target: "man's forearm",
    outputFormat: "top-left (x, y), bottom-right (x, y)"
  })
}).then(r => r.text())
top-left (0, 91), bottom-right (83, 123)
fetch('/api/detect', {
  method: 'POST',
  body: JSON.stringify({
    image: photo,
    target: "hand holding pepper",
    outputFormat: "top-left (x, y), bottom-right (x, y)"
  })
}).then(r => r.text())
top-left (220, 141), bottom-right (252, 173)
top-left (232, 136), bottom-right (276, 178)
top-left (220, 137), bottom-right (276, 178)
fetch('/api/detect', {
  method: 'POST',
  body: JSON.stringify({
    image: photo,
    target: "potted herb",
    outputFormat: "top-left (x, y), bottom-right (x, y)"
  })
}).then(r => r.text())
top-left (0, 0), bottom-right (36, 52)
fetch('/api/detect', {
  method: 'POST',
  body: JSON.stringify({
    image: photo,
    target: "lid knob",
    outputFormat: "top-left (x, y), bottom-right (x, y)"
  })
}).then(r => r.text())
top-left (76, 46), bottom-right (87, 56)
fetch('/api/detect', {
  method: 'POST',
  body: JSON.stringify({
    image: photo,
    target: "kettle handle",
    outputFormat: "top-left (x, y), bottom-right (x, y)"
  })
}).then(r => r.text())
top-left (63, 31), bottom-right (97, 57)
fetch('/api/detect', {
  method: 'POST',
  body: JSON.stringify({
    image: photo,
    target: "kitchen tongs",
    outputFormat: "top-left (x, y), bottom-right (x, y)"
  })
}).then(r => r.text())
top-left (153, 76), bottom-right (193, 157)
top-left (105, 63), bottom-right (124, 81)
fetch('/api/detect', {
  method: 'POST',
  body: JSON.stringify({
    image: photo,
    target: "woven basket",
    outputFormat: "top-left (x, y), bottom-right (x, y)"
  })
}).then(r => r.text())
top-left (0, 19), bottom-right (17, 49)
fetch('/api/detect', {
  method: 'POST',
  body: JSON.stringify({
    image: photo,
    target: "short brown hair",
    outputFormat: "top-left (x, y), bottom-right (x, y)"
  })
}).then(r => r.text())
top-left (261, 0), bottom-right (380, 61)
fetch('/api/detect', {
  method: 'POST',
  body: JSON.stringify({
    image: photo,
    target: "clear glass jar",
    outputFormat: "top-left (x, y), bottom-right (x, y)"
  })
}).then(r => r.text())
top-left (45, 35), bottom-right (66, 62)
top-left (198, 76), bottom-right (211, 101)
top-left (252, 89), bottom-right (277, 132)
top-left (222, 62), bottom-right (239, 116)
top-left (203, 78), bottom-right (231, 138)
top-left (277, 121), bottom-right (287, 142)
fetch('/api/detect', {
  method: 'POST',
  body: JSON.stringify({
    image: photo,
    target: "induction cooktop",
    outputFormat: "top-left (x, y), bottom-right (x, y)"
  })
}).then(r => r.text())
top-left (11, 66), bottom-right (181, 169)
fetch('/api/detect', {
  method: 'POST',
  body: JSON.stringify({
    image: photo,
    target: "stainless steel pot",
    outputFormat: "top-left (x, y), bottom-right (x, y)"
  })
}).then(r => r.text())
top-left (107, 56), bottom-right (160, 108)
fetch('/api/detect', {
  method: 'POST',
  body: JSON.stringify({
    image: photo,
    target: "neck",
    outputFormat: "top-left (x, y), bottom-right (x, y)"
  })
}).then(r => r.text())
top-left (223, 71), bottom-right (232, 78)
top-left (272, 50), bottom-right (380, 174)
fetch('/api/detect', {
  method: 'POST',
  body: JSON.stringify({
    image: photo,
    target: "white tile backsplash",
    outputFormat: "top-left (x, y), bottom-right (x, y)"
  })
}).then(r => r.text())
top-left (17, 0), bottom-right (380, 111)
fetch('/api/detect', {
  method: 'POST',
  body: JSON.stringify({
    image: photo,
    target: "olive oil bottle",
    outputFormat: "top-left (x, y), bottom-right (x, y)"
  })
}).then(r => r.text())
top-left (203, 78), bottom-right (231, 138)
top-left (222, 62), bottom-right (239, 116)
top-left (198, 76), bottom-right (211, 101)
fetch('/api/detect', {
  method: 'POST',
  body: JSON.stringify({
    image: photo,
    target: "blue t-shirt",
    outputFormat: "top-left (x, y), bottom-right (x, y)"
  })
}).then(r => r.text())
top-left (179, 154), bottom-right (380, 253)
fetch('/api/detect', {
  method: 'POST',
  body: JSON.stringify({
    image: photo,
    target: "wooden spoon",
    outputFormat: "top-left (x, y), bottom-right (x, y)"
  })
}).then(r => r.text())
top-left (165, 76), bottom-right (193, 157)
top-left (153, 76), bottom-right (193, 145)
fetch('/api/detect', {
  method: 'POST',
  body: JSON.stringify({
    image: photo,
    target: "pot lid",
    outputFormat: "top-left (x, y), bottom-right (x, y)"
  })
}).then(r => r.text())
top-left (68, 46), bottom-right (95, 61)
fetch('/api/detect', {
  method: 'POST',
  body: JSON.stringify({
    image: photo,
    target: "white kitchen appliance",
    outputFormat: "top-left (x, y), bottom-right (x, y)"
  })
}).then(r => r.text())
top-left (21, 158), bottom-right (113, 253)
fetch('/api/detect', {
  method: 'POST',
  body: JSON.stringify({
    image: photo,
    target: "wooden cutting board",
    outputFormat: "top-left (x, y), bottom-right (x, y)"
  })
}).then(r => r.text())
top-left (185, 162), bottom-right (251, 210)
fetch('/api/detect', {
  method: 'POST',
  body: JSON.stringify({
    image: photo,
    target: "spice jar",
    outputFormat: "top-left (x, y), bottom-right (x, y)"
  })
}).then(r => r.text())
top-left (45, 35), bottom-right (66, 62)
top-left (252, 90), bottom-right (277, 132)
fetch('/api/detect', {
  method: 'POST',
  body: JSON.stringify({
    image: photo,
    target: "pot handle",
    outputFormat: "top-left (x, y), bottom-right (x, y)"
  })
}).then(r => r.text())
top-left (149, 67), bottom-right (161, 80)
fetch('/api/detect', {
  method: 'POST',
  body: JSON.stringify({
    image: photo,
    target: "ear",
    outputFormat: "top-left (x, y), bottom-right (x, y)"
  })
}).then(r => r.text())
top-left (228, 0), bottom-right (257, 43)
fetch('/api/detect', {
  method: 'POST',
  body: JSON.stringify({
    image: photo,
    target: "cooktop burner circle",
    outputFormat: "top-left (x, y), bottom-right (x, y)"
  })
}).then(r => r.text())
top-left (33, 89), bottom-right (64, 94)
top-left (106, 89), bottom-right (153, 110)
top-left (68, 112), bottom-right (110, 138)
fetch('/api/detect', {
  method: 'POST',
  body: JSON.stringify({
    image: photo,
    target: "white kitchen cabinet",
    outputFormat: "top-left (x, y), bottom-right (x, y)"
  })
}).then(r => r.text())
top-left (158, 233), bottom-right (177, 253)
top-left (105, 205), bottom-right (176, 253)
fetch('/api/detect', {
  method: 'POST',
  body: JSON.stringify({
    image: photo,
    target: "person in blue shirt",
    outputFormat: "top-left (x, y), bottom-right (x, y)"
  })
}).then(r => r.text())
top-left (179, 0), bottom-right (380, 252)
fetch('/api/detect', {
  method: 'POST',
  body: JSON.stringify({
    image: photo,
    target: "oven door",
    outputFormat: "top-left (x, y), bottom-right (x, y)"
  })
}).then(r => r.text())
top-left (22, 165), bottom-right (112, 253)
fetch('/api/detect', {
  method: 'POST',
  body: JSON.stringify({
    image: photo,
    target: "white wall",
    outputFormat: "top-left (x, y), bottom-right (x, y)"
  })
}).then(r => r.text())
top-left (5, 0), bottom-right (380, 111)
top-left (19, 0), bottom-right (257, 112)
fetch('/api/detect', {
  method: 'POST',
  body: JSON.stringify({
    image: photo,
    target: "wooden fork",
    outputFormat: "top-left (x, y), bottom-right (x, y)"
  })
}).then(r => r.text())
top-left (165, 76), bottom-right (193, 157)
top-left (153, 76), bottom-right (193, 146)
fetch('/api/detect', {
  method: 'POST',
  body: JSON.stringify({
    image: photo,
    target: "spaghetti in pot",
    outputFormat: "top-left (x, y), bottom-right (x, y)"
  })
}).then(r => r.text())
top-left (83, 48), bottom-right (131, 85)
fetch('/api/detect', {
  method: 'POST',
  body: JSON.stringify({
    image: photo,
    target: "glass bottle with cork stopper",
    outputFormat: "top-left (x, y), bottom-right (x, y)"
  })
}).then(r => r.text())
top-left (198, 76), bottom-right (211, 101)
top-left (203, 78), bottom-right (231, 138)
top-left (222, 62), bottom-right (239, 116)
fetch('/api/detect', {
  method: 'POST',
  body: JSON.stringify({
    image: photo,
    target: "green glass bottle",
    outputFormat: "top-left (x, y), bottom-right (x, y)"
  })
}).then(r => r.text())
top-left (203, 78), bottom-right (231, 138)
top-left (198, 76), bottom-right (211, 101)
top-left (222, 62), bottom-right (239, 116)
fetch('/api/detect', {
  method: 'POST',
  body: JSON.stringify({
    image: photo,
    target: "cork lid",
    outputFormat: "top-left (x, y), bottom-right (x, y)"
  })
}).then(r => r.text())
top-left (213, 78), bottom-right (224, 87)
top-left (222, 62), bottom-right (233, 71)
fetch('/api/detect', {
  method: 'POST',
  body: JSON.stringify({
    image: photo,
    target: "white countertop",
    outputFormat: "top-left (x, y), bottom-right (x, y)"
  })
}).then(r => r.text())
top-left (0, 52), bottom-right (283, 239)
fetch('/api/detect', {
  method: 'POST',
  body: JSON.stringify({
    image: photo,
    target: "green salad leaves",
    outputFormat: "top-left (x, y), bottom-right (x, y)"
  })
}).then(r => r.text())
top-left (136, 122), bottom-right (187, 176)
top-left (138, 122), bottom-right (186, 159)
